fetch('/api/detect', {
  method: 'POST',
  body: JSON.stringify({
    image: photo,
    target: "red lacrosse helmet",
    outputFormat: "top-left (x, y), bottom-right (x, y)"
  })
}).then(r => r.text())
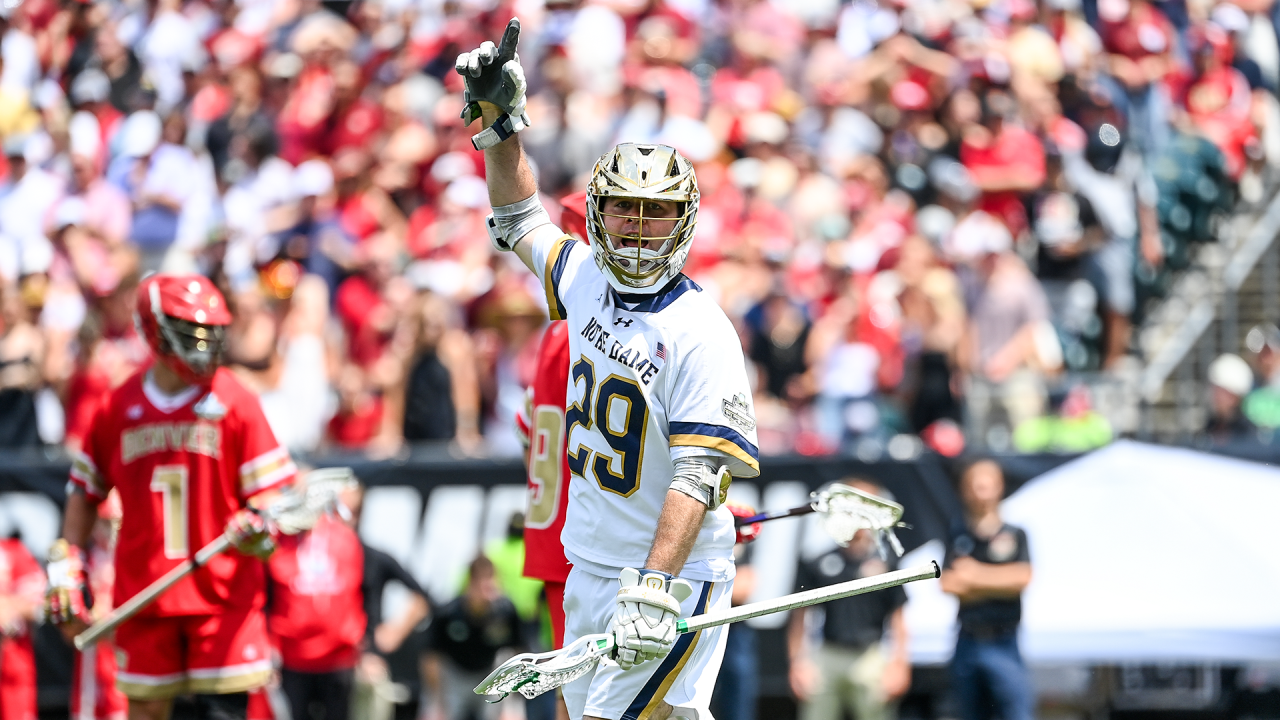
top-left (559, 190), bottom-right (589, 244)
top-left (136, 274), bottom-right (232, 386)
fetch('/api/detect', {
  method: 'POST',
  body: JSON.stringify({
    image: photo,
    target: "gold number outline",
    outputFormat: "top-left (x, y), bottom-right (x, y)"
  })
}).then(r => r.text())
top-left (590, 374), bottom-right (649, 498)
top-left (526, 405), bottom-right (566, 529)
top-left (149, 464), bottom-right (189, 558)
top-left (565, 356), bottom-right (596, 479)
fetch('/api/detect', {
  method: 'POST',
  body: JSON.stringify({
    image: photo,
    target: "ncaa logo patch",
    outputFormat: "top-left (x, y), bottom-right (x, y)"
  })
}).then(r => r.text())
top-left (721, 393), bottom-right (756, 433)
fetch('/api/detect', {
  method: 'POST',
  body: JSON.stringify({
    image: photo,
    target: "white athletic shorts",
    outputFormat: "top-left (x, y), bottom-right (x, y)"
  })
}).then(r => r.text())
top-left (562, 565), bottom-right (731, 720)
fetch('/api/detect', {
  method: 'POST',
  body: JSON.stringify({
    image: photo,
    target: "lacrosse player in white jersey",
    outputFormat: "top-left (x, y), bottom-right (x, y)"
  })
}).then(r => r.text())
top-left (457, 19), bottom-right (761, 720)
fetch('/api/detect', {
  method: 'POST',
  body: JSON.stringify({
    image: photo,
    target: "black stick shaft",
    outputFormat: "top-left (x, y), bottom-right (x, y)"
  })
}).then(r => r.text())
top-left (736, 503), bottom-right (814, 526)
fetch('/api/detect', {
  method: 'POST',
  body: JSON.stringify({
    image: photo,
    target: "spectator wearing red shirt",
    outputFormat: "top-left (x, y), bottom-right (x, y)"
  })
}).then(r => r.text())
top-left (266, 512), bottom-right (366, 720)
top-left (1179, 24), bottom-right (1257, 179)
top-left (960, 89), bottom-right (1046, 238)
top-left (330, 234), bottom-right (415, 452)
top-left (319, 60), bottom-right (384, 158)
top-left (334, 234), bottom-right (410, 369)
top-left (333, 148), bottom-right (407, 246)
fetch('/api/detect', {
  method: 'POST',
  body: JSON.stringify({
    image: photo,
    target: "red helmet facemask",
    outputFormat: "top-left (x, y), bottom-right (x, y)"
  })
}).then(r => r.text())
top-left (136, 275), bottom-right (232, 386)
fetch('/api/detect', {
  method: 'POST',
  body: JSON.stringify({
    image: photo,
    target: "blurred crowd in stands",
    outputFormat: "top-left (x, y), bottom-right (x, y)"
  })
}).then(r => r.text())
top-left (0, 0), bottom-right (1275, 458)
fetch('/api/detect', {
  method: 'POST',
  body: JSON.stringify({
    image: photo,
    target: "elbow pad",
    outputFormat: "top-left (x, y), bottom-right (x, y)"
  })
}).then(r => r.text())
top-left (669, 457), bottom-right (732, 510)
top-left (488, 192), bottom-right (552, 252)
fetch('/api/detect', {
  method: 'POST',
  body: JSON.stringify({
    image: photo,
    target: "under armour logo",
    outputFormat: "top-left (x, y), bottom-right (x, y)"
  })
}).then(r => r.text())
top-left (614, 318), bottom-right (633, 327)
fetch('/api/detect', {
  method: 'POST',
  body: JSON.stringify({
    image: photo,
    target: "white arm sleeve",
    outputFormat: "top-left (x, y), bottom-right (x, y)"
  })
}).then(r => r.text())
top-left (669, 455), bottom-right (731, 509)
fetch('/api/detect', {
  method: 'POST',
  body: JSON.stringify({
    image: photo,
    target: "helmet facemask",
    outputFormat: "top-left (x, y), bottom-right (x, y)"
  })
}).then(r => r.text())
top-left (587, 143), bottom-right (699, 295)
top-left (589, 197), bottom-right (696, 290)
top-left (149, 282), bottom-right (228, 384)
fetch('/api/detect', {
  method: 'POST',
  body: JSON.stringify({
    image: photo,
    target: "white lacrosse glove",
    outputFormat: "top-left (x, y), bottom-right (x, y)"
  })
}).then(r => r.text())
top-left (454, 18), bottom-right (531, 150)
top-left (609, 568), bottom-right (693, 670)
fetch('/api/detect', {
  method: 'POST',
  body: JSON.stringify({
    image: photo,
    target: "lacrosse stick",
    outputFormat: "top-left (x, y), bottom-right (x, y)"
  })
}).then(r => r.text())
top-left (73, 467), bottom-right (357, 650)
top-left (736, 483), bottom-right (908, 556)
top-left (475, 561), bottom-right (939, 701)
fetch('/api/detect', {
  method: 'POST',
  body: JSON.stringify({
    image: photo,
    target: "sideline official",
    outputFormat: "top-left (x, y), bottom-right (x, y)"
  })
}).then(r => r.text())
top-left (941, 460), bottom-right (1034, 720)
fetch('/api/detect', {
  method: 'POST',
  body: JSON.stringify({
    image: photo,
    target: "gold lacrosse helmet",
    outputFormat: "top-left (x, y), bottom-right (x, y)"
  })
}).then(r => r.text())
top-left (586, 143), bottom-right (699, 295)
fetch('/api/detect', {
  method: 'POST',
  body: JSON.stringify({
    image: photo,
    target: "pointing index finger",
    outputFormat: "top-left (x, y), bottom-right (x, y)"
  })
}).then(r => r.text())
top-left (497, 17), bottom-right (521, 62)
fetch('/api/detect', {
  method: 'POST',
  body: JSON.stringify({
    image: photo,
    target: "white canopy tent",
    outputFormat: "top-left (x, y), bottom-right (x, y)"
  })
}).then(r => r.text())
top-left (902, 441), bottom-right (1280, 664)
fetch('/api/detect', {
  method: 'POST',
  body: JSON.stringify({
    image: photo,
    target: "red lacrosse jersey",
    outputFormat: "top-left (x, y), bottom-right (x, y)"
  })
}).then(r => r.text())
top-left (69, 367), bottom-right (297, 617)
top-left (0, 538), bottom-right (44, 720)
top-left (265, 514), bottom-right (367, 673)
top-left (519, 321), bottom-right (572, 584)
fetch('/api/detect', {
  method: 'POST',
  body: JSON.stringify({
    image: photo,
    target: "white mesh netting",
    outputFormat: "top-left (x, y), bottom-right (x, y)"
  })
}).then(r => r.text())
top-left (813, 484), bottom-right (906, 555)
top-left (475, 634), bottom-right (614, 700)
top-left (273, 468), bottom-right (357, 535)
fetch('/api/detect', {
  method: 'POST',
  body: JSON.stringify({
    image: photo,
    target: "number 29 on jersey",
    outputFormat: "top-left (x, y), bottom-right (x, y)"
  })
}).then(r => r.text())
top-left (565, 356), bottom-right (650, 497)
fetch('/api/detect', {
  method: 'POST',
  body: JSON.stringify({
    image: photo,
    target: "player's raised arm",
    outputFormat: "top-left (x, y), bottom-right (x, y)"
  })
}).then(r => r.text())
top-left (455, 18), bottom-right (547, 273)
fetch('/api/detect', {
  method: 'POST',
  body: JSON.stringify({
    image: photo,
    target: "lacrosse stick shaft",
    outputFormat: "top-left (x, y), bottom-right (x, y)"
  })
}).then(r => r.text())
top-left (735, 503), bottom-right (814, 526)
top-left (73, 469), bottom-right (353, 650)
top-left (677, 562), bottom-right (938, 634)
top-left (74, 534), bottom-right (231, 650)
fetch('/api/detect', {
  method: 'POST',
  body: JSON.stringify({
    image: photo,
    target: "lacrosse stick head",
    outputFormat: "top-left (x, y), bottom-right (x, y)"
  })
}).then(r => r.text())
top-left (269, 467), bottom-right (358, 535)
top-left (811, 483), bottom-right (906, 554)
top-left (475, 633), bottom-right (614, 701)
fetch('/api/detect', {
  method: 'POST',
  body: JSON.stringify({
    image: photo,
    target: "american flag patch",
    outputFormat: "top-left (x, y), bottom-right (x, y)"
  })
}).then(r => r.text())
top-left (655, 342), bottom-right (667, 360)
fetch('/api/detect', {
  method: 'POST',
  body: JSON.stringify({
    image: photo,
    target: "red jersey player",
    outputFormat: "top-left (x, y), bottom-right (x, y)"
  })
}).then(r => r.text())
top-left (517, 319), bottom-right (573, 647)
top-left (44, 274), bottom-right (295, 720)
top-left (70, 491), bottom-right (128, 720)
top-left (0, 535), bottom-right (46, 720)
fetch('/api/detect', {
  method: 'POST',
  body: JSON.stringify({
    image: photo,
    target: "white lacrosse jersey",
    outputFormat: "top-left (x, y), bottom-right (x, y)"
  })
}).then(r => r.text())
top-left (528, 226), bottom-right (760, 583)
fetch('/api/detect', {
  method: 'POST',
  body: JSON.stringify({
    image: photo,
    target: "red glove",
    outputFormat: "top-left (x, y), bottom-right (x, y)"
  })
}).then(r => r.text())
top-left (44, 539), bottom-right (91, 626)
top-left (225, 508), bottom-right (278, 560)
top-left (727, 503), bottom-right (763, 545)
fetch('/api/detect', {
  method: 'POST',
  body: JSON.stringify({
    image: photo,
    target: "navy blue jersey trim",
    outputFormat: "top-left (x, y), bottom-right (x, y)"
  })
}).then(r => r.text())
top-left (610, 275), bottom-right (701, 314)
top-left (547, 238), bottom-right (575, 320)
top-left (668, 421), bottom-right (760, 461)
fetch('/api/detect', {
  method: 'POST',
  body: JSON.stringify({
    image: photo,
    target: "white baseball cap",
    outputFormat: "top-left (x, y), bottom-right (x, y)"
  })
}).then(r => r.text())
top-left (1208, 353), bottom-right (1253, 396)
top-left (69, 111), bottom-right (102, 159)
top-left (292, 159), bottom-right (334, 199)
top-left (121, 111), bottom-right (163, 158)
top-left (71, 69), bottom-right (111, 105)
